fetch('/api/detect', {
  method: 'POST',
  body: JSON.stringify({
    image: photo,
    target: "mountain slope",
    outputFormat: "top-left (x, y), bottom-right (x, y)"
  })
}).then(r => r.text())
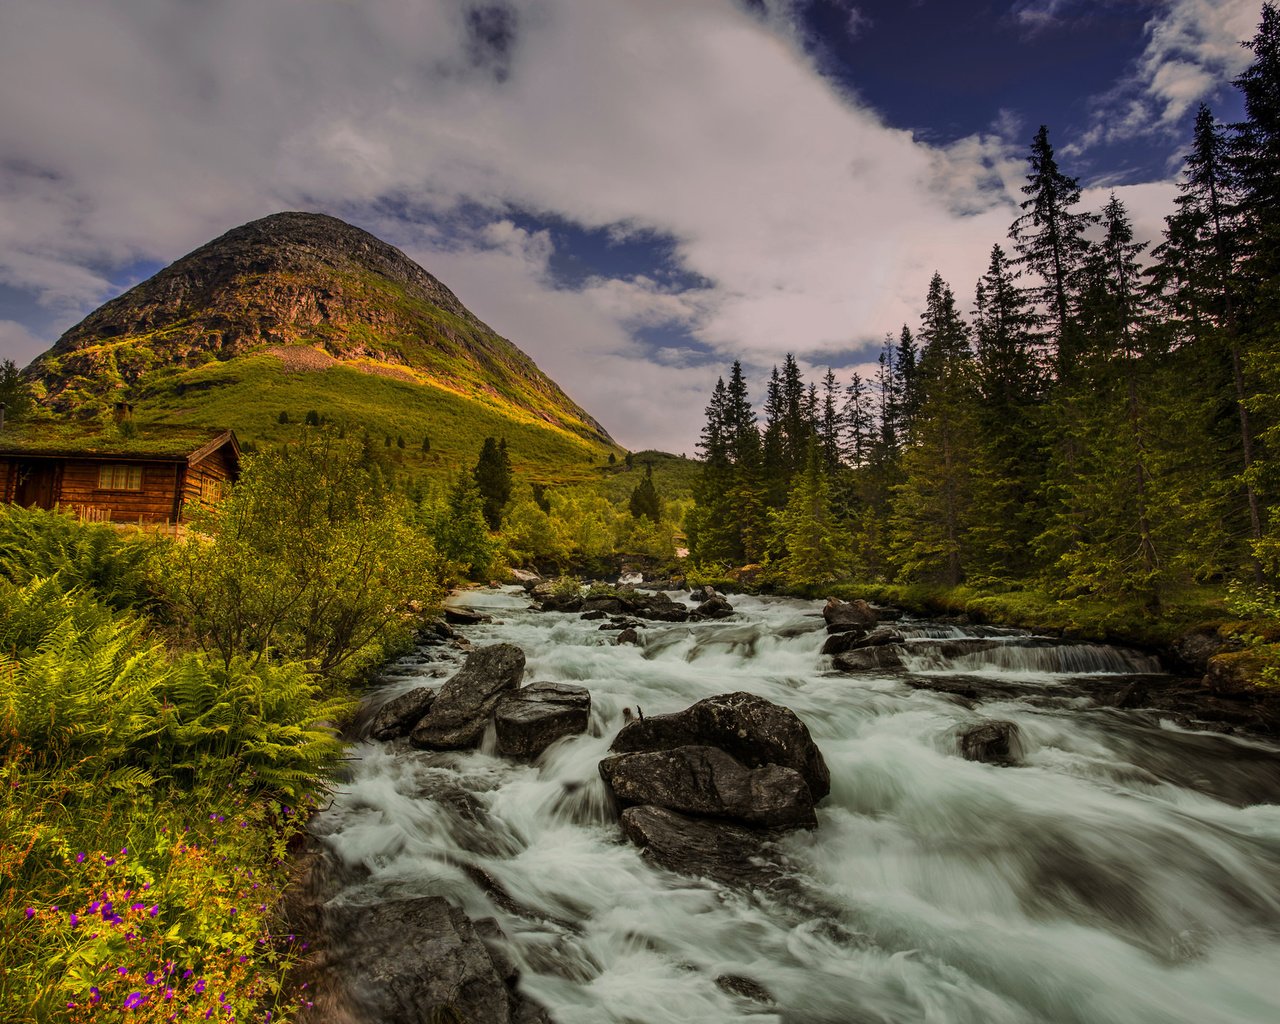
top-left (29, 212), bottom-right (617, 480)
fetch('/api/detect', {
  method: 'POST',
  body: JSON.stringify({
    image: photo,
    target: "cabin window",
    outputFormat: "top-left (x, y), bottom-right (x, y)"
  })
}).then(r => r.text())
top-left (98, 464), bottom-right (143, 491)
top-left (200, 476), bottom-right (225, 503)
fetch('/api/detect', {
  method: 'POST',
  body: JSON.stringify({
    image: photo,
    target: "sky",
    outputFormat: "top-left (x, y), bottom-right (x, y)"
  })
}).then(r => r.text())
top-left (0, 0), bottom-right (1264, 452)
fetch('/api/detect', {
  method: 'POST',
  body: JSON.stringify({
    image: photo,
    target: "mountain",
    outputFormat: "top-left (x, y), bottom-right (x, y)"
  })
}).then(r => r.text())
top-left (28, 212), bottom-right (618, 481)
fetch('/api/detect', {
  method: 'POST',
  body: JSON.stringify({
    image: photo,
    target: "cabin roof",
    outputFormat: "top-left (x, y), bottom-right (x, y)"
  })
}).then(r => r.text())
top-left (0, 420), bottom-right (241, 466)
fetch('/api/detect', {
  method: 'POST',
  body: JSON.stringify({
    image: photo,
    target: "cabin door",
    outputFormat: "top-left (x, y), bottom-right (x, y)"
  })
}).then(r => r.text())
top-left (14, 461), bottom-right (58, 509)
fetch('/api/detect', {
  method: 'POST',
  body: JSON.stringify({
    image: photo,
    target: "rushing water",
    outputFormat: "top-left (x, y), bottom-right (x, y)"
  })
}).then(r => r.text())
top-left (311, 588), bottom-right (1280, 1024)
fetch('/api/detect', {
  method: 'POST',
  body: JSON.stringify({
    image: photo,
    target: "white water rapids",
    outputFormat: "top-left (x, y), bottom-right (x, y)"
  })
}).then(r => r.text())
top-left (311, 588), bottom-right (1280, 1024)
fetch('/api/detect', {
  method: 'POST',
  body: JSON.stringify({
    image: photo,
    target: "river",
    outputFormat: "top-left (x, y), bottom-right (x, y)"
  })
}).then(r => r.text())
top-left (310, 586), bottom-right (1280, 1024)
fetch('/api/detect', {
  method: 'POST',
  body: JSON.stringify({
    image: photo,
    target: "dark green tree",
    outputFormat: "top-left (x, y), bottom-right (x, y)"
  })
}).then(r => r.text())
top-left (1009, 125), bottom-right (1097, 372)
top-left (629, 464), bottom-right (662, 522)
top-left (472, 437), bottom-right (513, 530)
top-left (0, 360), bottom-right (34, 421)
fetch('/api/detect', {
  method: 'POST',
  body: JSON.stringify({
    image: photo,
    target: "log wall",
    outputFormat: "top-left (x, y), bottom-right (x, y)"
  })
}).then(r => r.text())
top-left (57, 460), bottom-right (183, 525)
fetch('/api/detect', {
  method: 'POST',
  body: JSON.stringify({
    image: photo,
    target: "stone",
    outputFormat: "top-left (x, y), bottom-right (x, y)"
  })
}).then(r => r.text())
top-left (537, 593), bottom-right (583, 614)
top-left (629, 592), bottom-right (690, 623)
top-left (715, 975), bottom-right (774, 1004)
top-left (692, 595), bottom-right (735, 620)
top-left (610, 691), bottom-right (830, 801)
top-left (821, 626), bottom-right (902, 657)
top-left (444, 607), bottom-right (492, 626)
top-left (618, 805), bottom-right (785, 888)
top-left (616, 628), bottom-right (640, 645)
top-left (410, 644), bottom-right (525, 750)
top-left (1173, 629), bottom-right (1236, 675)
top-left (832, 646), bottom-right (907, 672)
top-left (600, 745), bottom-right (817, 828)
top-left (583, 596), bottom-right (625, 615)
top-left (580, 609), bottom-right (608, 621)
top-left (822, 597), bottom-right (878, 632)
top-left (957, 720), bottom-right (1022, 764)
top-left (368, 686), bottom-right (437, 741)
top-left (494, 682), bottom-right (591, 758)
top-left (330, 896), bottom-right (550, 1024)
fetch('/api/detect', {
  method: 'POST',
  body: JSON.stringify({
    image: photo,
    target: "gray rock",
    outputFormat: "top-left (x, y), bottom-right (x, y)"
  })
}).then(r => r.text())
top-left (538, 593), bottom-right (583, 614)
top-left (692, 595), bottom-right (735, 620)
top-left (601, 745), bottom-right (817, 828)
top-left (630, 592), bottom-right (690, 622)
top-left (832, 646), bottom-right (907, 671)
top-left (444, 607), bottom-right (492, 626)
top-left (368, 686), bottom-right (437, 741)
top-left (616, 628), bottom-right (640, 645)
top-left (583, 596), bottom-right (625, 615)
top-left (610, 691), bottom-right (830, 801)
top-left (822, 597), bottom-right (878, 632)
top-left (821, 626), bottom-right (903, 657)
top-left (618, 805), bottom-right (785, 888)
top-left (715, 975), bottom-right (774, 1005)
top-left (331, 896), bottom-right (549, 1024)
top-left (410, 644), bottom-right (525, 750)
top-left (957, 720), bottom-right (1023, 764)
top-left (495, 681), bottom-right (591, 758)
top-left (580, 609), bottom-right (608, 621)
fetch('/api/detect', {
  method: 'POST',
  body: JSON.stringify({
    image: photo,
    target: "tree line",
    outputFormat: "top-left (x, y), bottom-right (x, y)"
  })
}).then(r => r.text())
top-left (689, 4), bottom-right (1280, 608)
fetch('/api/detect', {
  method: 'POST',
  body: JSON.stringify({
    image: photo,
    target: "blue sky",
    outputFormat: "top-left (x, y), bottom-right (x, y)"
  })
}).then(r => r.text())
top-left (0, 0), bottom-right (1263, 451)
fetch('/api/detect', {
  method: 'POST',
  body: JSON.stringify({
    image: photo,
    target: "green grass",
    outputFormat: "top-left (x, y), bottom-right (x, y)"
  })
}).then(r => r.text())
top-left (127, 353), bottom-right (622, 487)
top-left (591, 450), bottom-right (703, 505)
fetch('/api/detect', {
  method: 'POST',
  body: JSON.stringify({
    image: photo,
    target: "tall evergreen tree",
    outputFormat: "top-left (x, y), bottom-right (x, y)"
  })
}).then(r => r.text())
top-left (820, 369), bottom-right (841, 472)
top-left (629, 464), bottom-right (662, 522)
top-left (473, 437), bottom-right (513, 530)
top-left (771, 440), bottom-right (847, 588)
top-left (894, 325), bottom-right (920, 435)
top-left (1009, 125), bottom-right (1097, 372)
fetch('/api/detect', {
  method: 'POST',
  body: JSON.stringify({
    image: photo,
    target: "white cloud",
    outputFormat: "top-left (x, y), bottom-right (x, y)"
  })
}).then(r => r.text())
top-left (0, 320), bottom-right (51, 367)
top-left (0, 0), bottom-right (1212, 451)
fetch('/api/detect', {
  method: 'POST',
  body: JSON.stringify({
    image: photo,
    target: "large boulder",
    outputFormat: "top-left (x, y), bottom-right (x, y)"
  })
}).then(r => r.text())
top-left (538, 593), bottom-right (583, 614)
top-left (957, 720), bottom-right (1023, 764)
top-left (629, 592), bottom-right (690, 623)
top-left (618, 806), bottom-right (786, 888)
top-left (692, 595), bottom-right (735, 620)
top-left (331, 896), bottom-right (549, 1024)
top-left (600, 745), bottom-right (817, 828)
top-left (609, 691), bottom-right (830, 801)
top-left (368, 687), bottom-right (437, 741)
top-left (494, 682), bottom-right (591, 758)
top-left (444, 607), bottom-right (492, 626)
top-left (823, 597), bottom-right (878, 634)
top-left (410, 644), bottom-right (525, 750)
top-left (821, 626), bottom-right (903, 657)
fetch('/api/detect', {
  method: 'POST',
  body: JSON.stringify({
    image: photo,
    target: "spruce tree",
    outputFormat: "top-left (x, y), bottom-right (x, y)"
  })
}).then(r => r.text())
top-left (772, 440), bottom-right (847, 588)
top-left (473, 436), bottom-right (513, 530)
top-left (629, 464), bottom-right (662, 522)
top-left (1009, 125), bottom-right (1097, 373)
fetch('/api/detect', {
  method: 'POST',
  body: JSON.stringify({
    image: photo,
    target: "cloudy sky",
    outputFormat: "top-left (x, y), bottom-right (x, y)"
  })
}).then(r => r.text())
top-left (0, 0), bottom-right (1263, 451)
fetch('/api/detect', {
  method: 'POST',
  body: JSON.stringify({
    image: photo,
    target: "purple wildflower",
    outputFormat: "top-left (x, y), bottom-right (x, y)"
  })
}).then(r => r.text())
top-left (146, 971), bottom-right (157, 985)
top-left (194, 979), bottom-right (206, 994)
top-left (76, 852), bottom-right (86, 863)
top-left (24, 908), bottom-right (34, 919)
top-left (90, 987), bottom-right (101, 1004)
top-left (69, 914), bottom-right (79, 926)
top-left (123, 991), bottom-right (145, 1009)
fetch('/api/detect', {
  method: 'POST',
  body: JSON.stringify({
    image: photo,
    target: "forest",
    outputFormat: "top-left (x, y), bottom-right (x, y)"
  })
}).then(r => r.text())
top-left (686, 5), bottom-right (1280, 627)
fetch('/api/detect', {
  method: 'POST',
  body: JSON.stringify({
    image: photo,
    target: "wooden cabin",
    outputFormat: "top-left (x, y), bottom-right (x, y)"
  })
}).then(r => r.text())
top-left (0, 418), bottom-right (240, 526)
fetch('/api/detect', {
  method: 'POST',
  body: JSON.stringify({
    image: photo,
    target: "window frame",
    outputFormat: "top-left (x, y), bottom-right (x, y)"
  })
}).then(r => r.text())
top-left (96, 463), bottom-right (144, 492)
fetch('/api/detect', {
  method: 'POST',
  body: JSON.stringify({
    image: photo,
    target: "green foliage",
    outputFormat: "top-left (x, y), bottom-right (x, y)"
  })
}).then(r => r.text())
top-left (159, 431), bottom-right (443, 678)
top-left (422, 471), bottom-right (497, 579)
top-left (628, 464), bottom-right (662, 521)
top-left (473, 436), bottom-right (513, 530)
top-left (0, 505), bottom-right (154, 610)
top-left (0, 359), bottom-right (35, 420)
top-left (768, 442), bottom-right (846, 588)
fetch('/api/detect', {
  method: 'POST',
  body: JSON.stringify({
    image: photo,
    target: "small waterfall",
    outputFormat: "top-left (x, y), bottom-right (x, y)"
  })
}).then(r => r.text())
top-left (901, 638), bottom-right (1163, 675)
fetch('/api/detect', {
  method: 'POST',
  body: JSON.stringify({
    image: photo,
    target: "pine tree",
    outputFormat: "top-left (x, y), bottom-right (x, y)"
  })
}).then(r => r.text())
top-left (894, 325), bottom-right (920, 435)
top-left (629, 464), bottom-right (662, 522)
top-left (1009, 125), bottom-right (1097, 373)
top-left (0, 360), bottom-right (34, 420)
top-left (771, 440), bottom-right (847, 588)
top-left (840, 373), bottom-right (873, 469)
top-left (473, 437), bottom-right (513, 530)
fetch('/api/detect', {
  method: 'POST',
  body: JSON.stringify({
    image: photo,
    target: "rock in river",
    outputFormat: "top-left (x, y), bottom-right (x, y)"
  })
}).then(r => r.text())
top-left (610, 691), bottom-right (830, 801)
top-left (368, 686), bottom-right (437, 741)
top-left (494, 681), bottom-right (591, 758)
top-left (600, 745), bottom-right (817, 828)
top-left (957, 720), bottom-right (1023, 764)
top-left (410, 643), bottom-right (525, 750)
top-left (618, 805), bottom-right (787, 889)
top-left (822, 597), bottom-right (878, 633)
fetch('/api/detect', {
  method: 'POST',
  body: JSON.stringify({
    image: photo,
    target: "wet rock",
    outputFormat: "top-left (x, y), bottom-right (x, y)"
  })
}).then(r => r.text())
top-left (538, 593), bottom-right (583, 614)
top-left (410, 644), bottom-right (525, 750)
top-left (692, 595), bottom-right (735, 620)
top-left (610, 691), bottom-right (830, 801)
top-left (821, 626), bottom-right (903, 657)
top-left (1204, 651), bottom-right (1264, 696)
top-left (823, 597), bottom-right (878, 633)
top-left (419, 619), bottom-right (459, 646)
top-left (506, 568), bottom-right (541, 587)
top-left (715, 975), bottom-right (774, 1005)
top-left (583, 596), bottom-right (625, 615)
top-left (368, 687), bottom-right (437, 741)
top-left (495, 681), bottom-right (591, 758)
top-left (832, 646), bottom-right (907, 672)
top-left (957, 720), bottom-right (1022, 764)
top-left (600, 745), bottom-right (817, 828)
top-left (580, 609), bottom-right (608, 621)
top-left (330, 896), bottom-right (549, 1024)
top-left (444, 607), bottom-right (492, 626)
top-left (630, 592), bottom-right (690, 623)
top-left (616, 628), bottom-right (640, 645)
top-left (618, 805), bottom-right (786, 888)
top-left (1171, 628), bottom-right (1235, 674)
